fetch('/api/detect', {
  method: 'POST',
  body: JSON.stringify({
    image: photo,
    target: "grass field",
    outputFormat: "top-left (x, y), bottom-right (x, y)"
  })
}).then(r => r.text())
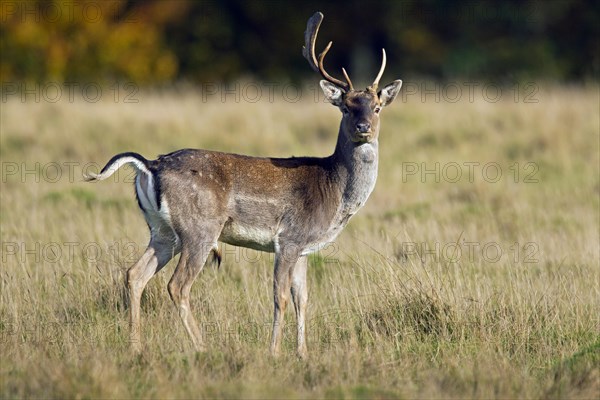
top-left (1, 83), bottom-right (599, 398)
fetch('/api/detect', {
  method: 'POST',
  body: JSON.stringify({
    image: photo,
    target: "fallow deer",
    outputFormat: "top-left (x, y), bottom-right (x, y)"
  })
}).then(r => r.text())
top-left (85, 12), bottom-right (402, 359)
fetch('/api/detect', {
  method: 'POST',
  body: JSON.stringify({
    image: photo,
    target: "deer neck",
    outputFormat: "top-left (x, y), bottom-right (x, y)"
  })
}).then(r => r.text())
top-left (330, 124), bottom-right (379, 214)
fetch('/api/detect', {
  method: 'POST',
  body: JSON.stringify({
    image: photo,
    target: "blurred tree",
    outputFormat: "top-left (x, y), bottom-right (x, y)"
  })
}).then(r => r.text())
top-left (0, 0), bottom-right (180, 83)
top-left (0, 0), bottom-right (598, 84)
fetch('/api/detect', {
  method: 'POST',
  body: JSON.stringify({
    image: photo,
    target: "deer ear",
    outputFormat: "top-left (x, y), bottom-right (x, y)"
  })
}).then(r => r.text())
top-left (320, 80), bottom-right (344, 106)
top-left (378, 80), bottom-right (402, 107)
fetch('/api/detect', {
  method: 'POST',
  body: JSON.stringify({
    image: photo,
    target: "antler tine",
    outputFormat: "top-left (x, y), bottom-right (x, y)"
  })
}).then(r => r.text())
top-left (303, 12), bottom-right (352, 91)
top-left (318, 41), bottom-right (350, 90)
top-left (341, 68), bottom-right (354, 91)
top-left (371, 48), bottom-right (387, 90)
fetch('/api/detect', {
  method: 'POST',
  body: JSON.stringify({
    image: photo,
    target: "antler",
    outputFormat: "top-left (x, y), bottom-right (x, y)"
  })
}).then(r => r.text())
top-left (370, 48), bottom-right (387, 90)
top-left (302, 12), bottom-right (353, 91)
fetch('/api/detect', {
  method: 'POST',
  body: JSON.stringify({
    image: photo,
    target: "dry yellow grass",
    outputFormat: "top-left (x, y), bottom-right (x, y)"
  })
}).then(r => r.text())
top-left (1, 83), bottom-right (599, 398)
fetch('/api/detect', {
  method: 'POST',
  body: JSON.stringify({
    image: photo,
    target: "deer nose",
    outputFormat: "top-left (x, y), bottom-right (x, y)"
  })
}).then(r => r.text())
top-left (356, 122), bottom-right (371, 133)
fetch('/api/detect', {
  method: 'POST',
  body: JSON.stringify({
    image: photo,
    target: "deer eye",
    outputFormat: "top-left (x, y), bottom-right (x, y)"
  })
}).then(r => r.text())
top-left (374, 106), bottom-right (382, 114)
top-left (341, 106), bottom-right (350, 115)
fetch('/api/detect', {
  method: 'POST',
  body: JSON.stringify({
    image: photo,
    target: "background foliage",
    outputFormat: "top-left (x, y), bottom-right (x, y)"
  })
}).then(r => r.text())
top-left (1, 0), bottom-right (598, 84)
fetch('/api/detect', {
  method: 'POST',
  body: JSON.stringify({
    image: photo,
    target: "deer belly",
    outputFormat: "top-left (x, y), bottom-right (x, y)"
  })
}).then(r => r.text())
top-left (219, 220), bottom-right (276, 252)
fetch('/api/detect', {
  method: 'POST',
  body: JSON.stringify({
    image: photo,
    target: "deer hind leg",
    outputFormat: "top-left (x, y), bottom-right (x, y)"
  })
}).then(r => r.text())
top-left (270, 245), bottom-right (300, 357)
top-left (127, 233), bottom-right (179, 352)
top-left (291, 256), bottom-right (308, 359)
top-left (167, 226), bottom-right (221, 351)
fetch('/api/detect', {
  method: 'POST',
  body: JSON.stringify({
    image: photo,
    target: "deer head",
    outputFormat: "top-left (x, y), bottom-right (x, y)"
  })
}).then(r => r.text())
top-left (303, 12), bottom-right (402, 144)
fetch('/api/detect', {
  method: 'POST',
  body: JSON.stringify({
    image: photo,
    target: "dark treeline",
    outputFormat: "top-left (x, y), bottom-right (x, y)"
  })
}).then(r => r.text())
top-left (1, 0), bottom-right (598, 84)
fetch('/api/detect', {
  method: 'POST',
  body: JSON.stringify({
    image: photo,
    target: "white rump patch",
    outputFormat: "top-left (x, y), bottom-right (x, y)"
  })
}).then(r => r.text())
top-left (135, 172), bottom-right (158, 211)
